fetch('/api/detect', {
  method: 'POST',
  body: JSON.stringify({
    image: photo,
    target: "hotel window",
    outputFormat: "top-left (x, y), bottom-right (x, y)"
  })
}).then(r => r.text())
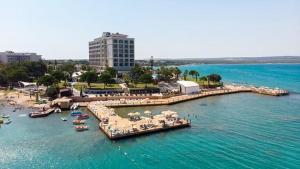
top-left (130, 50), bottom-right (134, 53)
top-left (130, 45), bottom-right (134, 49)
top-left (130, 54), bottom-right (134, 58)
top-left (119, 54), bottom-right (123, 57)
top-left (130, 59), bottom-right (134, 62)
top-left (113, 39), bottom-right (118, 43)
top-left (130, 40), bottom-right (134, 44)
top-left (119, 45), bottom-right (123, 48)
top-left (119, 40), bottom-right (123, 43)
top-left (114, 59), bottom-right (118, 62)
top-left (114, 63), bottom-right (118, 66)
top-left (113, 44), bottom-right (117, 48)
top-left (130, 63), bottom-right (134, 66)
top-left (125, 45), bottom-right (128, 48)
top-left (125, 54), bottom-right (128, 57)
top-left (119, 49), bottom-right (123, 53)
top-left (125, 49), bottom-right (128, 53)
top-left (119, 63), bottom-right (123, 66)
top-left (125, 63), bottom-right (128, 66)
top-left (124, 40), bottom-right (128, 44)
top-left (113, 54), bottom-right (118, 57)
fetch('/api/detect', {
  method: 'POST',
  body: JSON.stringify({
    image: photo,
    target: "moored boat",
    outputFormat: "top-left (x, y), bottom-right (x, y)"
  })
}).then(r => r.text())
top-left (2, 114), bottom-right (10, 118)
top-left (29, 108), bottom-right (54, 118)
top-left (70, 103), bottom-right (79, 110)
top-left (54, 108), bottom-right (62, 113)
top-left (73, 120), bottom-right (86, 125)
top-left (77, 114), bottom-right (89, 119)
top-left (5, 119), bottom-right (12, 124)
top-left (71, 111), bottom-right (82, 116)
top-left (75, 125), bottom-right (88, 131)
top-left (61, 117), bottom-right (67, 121)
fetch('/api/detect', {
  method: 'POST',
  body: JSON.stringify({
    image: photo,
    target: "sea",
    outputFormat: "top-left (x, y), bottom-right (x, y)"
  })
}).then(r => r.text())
top-left (0, 64), bottom-right (300, 169)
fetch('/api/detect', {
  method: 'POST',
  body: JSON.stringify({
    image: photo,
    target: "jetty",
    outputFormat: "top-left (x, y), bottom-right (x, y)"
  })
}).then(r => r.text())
top-left (76, 85), bottom-right (288, 108)
top-left (88, 102), bottom-right (191, 140)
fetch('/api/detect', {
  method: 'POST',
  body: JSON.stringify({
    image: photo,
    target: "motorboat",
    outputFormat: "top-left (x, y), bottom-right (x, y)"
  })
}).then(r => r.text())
top-left (77, 114), bottom-right (89, 119)
top-left (61, 117), bottom-right (67, 121)
top-left (73, 120), bottom-right (86, 125)
top-left (70, 103), bottom-right (79, 110)
top-left (29, 108), bottom-right (54, 118)
top-left (71, 111), bottom-right (82, 116)
top-left (54, 108), bottom-right (62, 113)
top-left (2, 114), bottom-right (10, 118)
top-left (4, 119), bottom-right (12, 124)
top-left (75, 125), bottom-right (89, 131)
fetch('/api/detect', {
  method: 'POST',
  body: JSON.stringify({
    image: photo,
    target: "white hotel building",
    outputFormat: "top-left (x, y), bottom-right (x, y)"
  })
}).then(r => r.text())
top-left (0, 51), bottom-right (41, 64)
top-left (89, 32), bottom-right (135, 71)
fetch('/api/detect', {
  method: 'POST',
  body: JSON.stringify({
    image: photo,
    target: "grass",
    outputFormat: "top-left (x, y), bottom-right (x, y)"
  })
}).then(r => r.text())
top-left (128, 83), bottom-right (158, 89)
top-left (184, 77), bottom-right (223, 87)
top-left (73, 82), bottom-right (121, 90)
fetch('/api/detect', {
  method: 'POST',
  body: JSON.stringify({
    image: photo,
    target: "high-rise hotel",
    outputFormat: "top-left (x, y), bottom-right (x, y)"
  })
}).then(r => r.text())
top-left (89, 32), bottom-right (135, 71)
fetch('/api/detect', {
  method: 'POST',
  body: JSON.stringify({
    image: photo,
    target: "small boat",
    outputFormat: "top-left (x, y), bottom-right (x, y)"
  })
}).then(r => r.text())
top-left (2, 114), bottom-right (10, 118)
top-left (77, 114), bottom-right (89, 119)
top-left (75, 125), bottom-right (89, 131)
top-left (61, 117), bottom-right (67, 121)
top-left (73, 120), bottom-right (86, 125)
top-left (5, 119), bottom-right (12, 124)
top-left (71, 111), bottom-right (82, 116)
top-left (70, 103), bottom-right (79, 110)
top-left (29, 108), bottom-right (55, 118)
top-left (0, 118), bottom-right (3, 124)
top-left (54, 108), bottom-right (62, 113)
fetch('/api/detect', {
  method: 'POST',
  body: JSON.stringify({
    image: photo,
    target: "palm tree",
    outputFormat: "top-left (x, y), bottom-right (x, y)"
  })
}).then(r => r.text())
top-left (189, 70), bottom-right (197, 80)
top-left (194, 71), bottom-right (200, 82)
top-left (172, 67), bottom-right (181, 80)
top-left (183, 70), bottom-right (189, 80)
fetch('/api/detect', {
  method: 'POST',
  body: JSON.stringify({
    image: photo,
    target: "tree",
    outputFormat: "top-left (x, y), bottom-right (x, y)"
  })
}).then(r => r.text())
top-left (183, 70), bottom-right (189, 80)
top-left (123, 74), bottom-right (131, 86)
top-left (207, 74), bottom-right (222, 82)
top-left (99, 72), bottom-right (112, 88)
top-left (37, 75), bottom-right (56, 88)
top-left (129, 64), bottom-right (143, 85)
top-left (51, 70), bottom-right (65, 83)
top-left (140, 73), bottom-right (153, 88)
top-left (189, 70), bottom-right (197, 79)
top-left (195, 71), bottom-right (200, 82)
top-left (157, 66), bottom-right (173, 82)
top-left (105, 67), bottom-right (117, 78)
top-left (6, 67), bottom-right (29, 85)
top-left (46, 86), bottom-right (59, 99)
top-left (172, 67), bottom-right (182, 80)
top-left (80, 71), bottom-right (98, 88)
top-left (0, 73), bottom-right (8, 87)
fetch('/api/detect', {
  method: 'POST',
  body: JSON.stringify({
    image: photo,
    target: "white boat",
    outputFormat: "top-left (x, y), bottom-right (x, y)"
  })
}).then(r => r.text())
top-left (61, 117), bottom-right (67, 121)
top-left (54, 108), bottom-right (62, 113)
top-left (5, 119), bottom-right (12, 124)
top-left (70, 103), bottom-right (79, 110)
top-left (2, 114), bottom-right (10, 118)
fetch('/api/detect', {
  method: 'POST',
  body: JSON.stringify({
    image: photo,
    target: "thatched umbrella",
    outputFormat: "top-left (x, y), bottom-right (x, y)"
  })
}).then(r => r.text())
top-left (144, 110), bottom-right (152, 115)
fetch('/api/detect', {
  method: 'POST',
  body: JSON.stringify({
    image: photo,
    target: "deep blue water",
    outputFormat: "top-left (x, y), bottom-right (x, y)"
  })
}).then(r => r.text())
top-left (1, 64), bottom-right (300, 169)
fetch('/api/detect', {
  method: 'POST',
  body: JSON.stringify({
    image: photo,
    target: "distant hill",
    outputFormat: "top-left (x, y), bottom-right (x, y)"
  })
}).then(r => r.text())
top-left (136, 56), bottom-right (300, 66)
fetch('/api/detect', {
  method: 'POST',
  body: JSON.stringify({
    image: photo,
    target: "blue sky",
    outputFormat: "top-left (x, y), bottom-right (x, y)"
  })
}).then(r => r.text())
top-left (0, 0), bottom-right (299, 60)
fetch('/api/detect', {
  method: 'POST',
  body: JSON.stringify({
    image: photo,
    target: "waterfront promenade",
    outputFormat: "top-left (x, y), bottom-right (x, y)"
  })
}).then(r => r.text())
top-left (77, 85), bottom-right (288, 108)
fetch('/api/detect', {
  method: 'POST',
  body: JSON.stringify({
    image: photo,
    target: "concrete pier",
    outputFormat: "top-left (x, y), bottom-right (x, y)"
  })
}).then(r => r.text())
top-left (88, 103), bottom-right (190, 140)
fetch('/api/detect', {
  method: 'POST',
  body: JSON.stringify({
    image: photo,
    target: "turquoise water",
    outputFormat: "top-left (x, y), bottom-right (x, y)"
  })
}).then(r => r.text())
top-left (1, 64), bottom-right (300, 169)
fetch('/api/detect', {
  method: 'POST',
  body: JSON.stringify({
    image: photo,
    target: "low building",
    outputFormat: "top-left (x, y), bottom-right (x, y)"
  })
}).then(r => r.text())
top-left (177, 81), bottom-right (200, 94)
top-left (0, 51), bottom-right (42, 64)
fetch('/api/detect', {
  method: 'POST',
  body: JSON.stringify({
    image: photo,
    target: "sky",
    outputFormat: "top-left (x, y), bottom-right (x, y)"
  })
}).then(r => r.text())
top-left (0, 0), bottom-right (300, 60)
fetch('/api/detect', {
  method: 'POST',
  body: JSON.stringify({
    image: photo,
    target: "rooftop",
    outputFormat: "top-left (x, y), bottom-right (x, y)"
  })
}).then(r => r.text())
top-left (177, 80), bottom-right (199, 87)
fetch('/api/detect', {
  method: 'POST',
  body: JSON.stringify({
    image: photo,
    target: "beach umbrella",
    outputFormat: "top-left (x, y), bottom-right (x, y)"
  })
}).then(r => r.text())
top-left (172, 114), bottom-right (179, 118)
top-left (128, 112), bottom-right (134, 116)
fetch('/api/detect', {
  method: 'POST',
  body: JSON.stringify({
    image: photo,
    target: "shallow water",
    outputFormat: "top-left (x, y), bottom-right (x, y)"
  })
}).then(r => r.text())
top-left (1, 64), bottom-right (300, 169)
